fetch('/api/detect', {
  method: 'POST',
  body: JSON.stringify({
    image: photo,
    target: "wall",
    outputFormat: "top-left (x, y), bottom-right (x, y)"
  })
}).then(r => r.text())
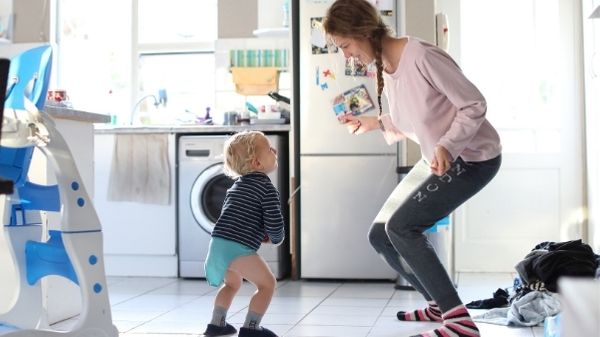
top-left (218, 0), bottom-right (258, 38)
top-left (582, 0), bottom-right (600, 253)
top-left (12, 0), bottom-right (49, 42)
top-left (219, 0), bottom-right (287, 38)
top-left (214, 0), bottom-right (292, 123)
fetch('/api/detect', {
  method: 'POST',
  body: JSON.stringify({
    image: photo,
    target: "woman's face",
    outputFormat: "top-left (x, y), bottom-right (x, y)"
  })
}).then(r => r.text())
top-left (331, 35), bottom-right (374, 65)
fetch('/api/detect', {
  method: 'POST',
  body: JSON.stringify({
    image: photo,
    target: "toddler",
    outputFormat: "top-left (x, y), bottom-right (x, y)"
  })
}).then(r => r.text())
top-left (203, 131), bottom-right (284, 337)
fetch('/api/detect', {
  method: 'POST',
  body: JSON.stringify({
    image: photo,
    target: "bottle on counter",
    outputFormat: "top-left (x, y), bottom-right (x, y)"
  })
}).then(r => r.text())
top-left (107, 89), bottom-right (119, 125)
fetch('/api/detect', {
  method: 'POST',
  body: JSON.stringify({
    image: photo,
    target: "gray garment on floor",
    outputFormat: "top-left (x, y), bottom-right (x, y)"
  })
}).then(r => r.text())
top-left (473, 290), bottom-right (561, 326)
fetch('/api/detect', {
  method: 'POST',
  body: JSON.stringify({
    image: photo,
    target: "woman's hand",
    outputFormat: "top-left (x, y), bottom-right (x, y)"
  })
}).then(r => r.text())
top-left (430, 145), bottom-right (453, 176)
top-left (338, 114), bottom-right (379, 135)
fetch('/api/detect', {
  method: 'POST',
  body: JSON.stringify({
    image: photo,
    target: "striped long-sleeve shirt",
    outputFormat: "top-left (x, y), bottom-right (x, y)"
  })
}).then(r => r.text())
top-left (211, 172), bottom-right (285, 250)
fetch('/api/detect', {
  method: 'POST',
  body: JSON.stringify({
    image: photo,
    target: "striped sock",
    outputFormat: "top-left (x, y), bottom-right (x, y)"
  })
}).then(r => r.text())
top-left (411, 305), bottom-right (480, 337)
top-left (397, 301), bottom-right (443, 322)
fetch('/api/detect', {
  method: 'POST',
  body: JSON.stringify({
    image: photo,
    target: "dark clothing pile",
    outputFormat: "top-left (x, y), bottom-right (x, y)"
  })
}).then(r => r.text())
top-left (466, 288), bottom-right (509, 309)
top-left (467, 239), bottom-right (599, 311)
top-left (514, 239), bottom-right (599, 292)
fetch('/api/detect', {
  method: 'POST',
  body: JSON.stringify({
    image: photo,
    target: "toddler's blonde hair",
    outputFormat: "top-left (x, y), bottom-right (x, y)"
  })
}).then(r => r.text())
top-left (223, 131), bottom-right (265, 178)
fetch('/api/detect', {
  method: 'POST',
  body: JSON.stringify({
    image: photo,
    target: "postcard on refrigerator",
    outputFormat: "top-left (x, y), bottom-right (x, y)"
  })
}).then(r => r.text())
top-left (331, 84), bottom-right (375, 120)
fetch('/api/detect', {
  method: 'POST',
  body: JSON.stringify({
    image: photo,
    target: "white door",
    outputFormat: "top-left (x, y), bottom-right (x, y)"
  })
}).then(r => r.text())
top-left (583, 0), bottom-right (600, 254)
top-left (455, 0), bottom-right (585, 271)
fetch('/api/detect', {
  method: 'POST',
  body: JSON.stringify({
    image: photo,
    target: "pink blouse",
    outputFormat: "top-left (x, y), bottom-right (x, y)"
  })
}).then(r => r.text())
top-left (379, 37), bottom-right (502, 163)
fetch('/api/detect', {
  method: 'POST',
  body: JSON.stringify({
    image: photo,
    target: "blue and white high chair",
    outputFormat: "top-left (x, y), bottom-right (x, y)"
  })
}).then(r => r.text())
top-left (0, 45), bottom-right (118, 337)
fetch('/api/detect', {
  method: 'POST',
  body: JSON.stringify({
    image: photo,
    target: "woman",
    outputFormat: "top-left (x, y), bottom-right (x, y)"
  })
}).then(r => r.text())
top-left (323, 1), bottom-right (502, 336)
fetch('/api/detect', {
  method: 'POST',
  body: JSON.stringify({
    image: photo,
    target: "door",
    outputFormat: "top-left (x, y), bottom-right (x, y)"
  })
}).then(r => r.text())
top-left (298, 0), bottom-right (396, 156)
top-left (583, 0), bottom-right (600, 254)
top-left (455, 0), bottom-right (585, 271)
top-left (300, 155), bottom-right (398, 279)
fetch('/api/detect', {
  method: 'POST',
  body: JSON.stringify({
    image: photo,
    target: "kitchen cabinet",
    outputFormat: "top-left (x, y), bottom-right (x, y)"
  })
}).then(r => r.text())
top-left (93, 124), bottom-right (290, 277)
top-left (93, 133), bottom-right (178, 277)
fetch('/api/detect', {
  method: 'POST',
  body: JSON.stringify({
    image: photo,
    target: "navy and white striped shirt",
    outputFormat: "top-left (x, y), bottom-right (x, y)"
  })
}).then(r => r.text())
top-left (212, 172), bottom-right (285, 250)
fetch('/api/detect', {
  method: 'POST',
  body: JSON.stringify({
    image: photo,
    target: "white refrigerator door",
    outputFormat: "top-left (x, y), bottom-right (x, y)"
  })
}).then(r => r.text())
top-left (299, 1), bottom-right (395, 155)
top-left (300, 155), bottom-right (398, 279)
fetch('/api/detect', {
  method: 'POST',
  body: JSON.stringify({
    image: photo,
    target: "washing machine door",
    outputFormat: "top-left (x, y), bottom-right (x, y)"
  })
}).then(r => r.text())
top-left (190, 163), bottom-right (235, 234)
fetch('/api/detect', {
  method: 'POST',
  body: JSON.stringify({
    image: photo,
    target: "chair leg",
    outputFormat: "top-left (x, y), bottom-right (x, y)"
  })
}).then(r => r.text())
top-left (0, 225), bottom-right (45, 329)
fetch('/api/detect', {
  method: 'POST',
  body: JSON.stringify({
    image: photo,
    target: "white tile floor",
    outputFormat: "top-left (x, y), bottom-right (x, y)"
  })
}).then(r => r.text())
top-left (52, 273), bottom-right (545, 337)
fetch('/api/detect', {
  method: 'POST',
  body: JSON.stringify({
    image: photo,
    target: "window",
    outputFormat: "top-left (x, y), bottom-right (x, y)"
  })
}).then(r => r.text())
top-left (56, 0), bottom-right (131, 117)
top-left (55, 0), bottom-right (217, 125)
top-left (138, 52), bottom-right (215, 124)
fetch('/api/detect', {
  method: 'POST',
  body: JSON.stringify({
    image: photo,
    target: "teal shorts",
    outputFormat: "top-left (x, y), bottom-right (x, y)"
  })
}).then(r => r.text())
top-left (204, 236), bottom-right (256, 287)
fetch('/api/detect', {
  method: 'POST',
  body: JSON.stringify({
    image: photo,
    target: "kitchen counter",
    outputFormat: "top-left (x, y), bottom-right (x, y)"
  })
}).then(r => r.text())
top-left (44, 105), bottom-right (111, 123)
top-left (94, 123), bottom-right (291, 134)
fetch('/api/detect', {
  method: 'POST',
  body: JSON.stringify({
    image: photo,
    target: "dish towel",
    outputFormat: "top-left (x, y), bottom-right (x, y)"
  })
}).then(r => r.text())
top-left (107, 134), bottom-right (171, 205)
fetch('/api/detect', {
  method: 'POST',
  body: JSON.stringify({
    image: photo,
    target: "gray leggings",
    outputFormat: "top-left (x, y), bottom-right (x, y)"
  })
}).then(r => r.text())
top-left (368, 155), bottom-right (501, 313)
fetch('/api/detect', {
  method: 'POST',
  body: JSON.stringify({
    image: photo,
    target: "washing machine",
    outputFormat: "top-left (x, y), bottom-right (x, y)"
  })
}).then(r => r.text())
top-left (178, 134), bottom-right (289, 278)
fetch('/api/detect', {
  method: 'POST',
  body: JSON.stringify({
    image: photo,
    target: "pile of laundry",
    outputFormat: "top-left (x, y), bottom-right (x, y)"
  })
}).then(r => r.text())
top-left (468, 239), bottom-right (600, 326)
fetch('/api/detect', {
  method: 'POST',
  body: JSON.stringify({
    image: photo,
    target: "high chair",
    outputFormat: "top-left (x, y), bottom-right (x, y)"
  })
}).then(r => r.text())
top-left (0, 45), bottom-right (118, 337)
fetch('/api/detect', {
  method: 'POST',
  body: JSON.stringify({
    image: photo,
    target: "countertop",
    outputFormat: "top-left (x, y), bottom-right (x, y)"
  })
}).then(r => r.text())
top-left (44, 105), bottom-right (111, 124)
top-left (41, 106), bottom-right (291, 133)
top-left (94, 123), bottom-right (291, 134)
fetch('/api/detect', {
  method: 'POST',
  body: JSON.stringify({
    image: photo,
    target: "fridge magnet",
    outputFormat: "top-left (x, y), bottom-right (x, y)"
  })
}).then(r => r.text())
top-left (316, 66), bottom-right (320, 86)
top-left (320, 82), bottom-right (328, 90)
top-left (311, 17), bottom-right (338, 54)
top-left (322, 68), bottom-right (336, 80)
top-left (345, 57), bottom-right (368, 77)
top-left (331, 84), bottom-right (375, 118)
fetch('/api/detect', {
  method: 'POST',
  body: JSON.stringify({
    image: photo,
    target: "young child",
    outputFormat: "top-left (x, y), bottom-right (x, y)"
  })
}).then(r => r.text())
top-left (203, 131), bottom-right (285, 337)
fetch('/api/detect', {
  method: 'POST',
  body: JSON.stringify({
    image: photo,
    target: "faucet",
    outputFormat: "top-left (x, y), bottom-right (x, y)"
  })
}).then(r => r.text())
top-left (129, 89), bottom-right (168, 125)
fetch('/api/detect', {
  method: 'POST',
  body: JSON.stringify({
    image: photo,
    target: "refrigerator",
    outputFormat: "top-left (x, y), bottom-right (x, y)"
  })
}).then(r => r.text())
top-left (296, 0), bottom-right (401, 279)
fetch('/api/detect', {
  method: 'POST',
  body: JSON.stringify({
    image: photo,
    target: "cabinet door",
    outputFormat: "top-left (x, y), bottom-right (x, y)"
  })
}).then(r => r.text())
top-left (300, 155), bottom-right (397, 279)
top-left (94, 134), bottom-right (176, 256)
